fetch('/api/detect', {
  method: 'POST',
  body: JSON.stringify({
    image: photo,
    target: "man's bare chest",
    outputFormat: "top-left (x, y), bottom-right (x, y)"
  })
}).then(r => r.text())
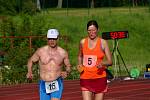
top-left (39, 51), bottom-right (64, 65)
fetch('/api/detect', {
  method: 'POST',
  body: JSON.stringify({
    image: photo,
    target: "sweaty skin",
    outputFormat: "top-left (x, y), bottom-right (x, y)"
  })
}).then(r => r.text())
top-left (27, 39), bottom-right (71, 82)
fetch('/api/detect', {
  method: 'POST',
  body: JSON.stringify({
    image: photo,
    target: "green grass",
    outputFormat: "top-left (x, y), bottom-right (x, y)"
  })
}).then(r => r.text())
top-left (0, 7), bottom-right (150, 84)
top-left (44, 7), bottom-right (150, 75)
top-left (36, 8), bottom-right (150, 77)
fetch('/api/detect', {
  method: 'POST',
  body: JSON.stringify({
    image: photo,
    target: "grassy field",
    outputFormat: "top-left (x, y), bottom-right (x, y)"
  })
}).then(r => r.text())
top-left (0, 7), bottom-right (150, 83)
top-left (43, 7), bottom-right (150, 76)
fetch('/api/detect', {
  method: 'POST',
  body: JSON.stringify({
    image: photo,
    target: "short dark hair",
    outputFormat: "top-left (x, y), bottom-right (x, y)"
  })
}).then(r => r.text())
top-left (87, 20), bottom-right (99, 30)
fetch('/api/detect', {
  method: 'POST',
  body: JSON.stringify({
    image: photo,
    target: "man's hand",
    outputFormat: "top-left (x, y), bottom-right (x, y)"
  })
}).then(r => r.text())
top-left (61, 71), bottom-right (68, 79)
top-left (26, 72), bottom-right (33, 79)
top-left (77, 65), bottom-right (84, 73)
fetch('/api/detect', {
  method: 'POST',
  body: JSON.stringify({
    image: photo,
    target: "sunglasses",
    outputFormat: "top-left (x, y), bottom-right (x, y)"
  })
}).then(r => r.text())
top-left (48, 38), bottom-right (58, 40)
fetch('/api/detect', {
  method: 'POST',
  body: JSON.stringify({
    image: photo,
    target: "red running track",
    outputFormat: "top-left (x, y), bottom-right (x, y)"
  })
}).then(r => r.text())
top-left (0, 79), bottom-right (150, 100)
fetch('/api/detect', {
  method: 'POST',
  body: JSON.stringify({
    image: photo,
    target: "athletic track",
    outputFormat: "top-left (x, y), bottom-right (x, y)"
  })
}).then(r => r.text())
top-left (0, 79), bottom-right (150, 100)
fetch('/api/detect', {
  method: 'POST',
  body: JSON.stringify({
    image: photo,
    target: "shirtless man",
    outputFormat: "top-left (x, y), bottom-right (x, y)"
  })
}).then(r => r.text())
top-left (26, 29), bottom-right (71, 100)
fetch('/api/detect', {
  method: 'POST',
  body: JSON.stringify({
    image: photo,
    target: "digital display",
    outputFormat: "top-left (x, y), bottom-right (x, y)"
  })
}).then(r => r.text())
top-left (102, 31), bottom-right (129, 40)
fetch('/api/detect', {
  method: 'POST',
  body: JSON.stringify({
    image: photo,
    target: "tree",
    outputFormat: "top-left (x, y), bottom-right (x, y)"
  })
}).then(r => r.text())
top-left (37, 0), bottom-right (41, 10)
top-left (132, 0), bottom-right (138, 7)
top-left (90, 0), bottom-right (95, 8)
top-left (57, 0), bottom-right (63, 8)
top-left (0, 0), bottom-right (37, 15)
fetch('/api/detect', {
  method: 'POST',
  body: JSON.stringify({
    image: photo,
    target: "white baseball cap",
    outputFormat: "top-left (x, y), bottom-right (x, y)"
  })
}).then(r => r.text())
top-left (47, 29), bottom-right (59, 39)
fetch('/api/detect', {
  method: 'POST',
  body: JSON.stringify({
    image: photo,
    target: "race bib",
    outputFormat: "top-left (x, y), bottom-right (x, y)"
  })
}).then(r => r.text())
top-left (83, 55), bottom-right (97, 67)
top-left (45, 80), bottom-right (59, 93)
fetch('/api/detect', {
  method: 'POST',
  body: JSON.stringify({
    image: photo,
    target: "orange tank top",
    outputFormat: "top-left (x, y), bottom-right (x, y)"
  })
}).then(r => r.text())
top-left (80, 37), bottom-right (106, 79)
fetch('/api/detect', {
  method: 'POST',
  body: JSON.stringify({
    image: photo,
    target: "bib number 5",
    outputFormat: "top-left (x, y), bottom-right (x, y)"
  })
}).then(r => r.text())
top-left (88, 58), bottom-right (93, 65)
top-left (83, 55), bottom-right (97, 67)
